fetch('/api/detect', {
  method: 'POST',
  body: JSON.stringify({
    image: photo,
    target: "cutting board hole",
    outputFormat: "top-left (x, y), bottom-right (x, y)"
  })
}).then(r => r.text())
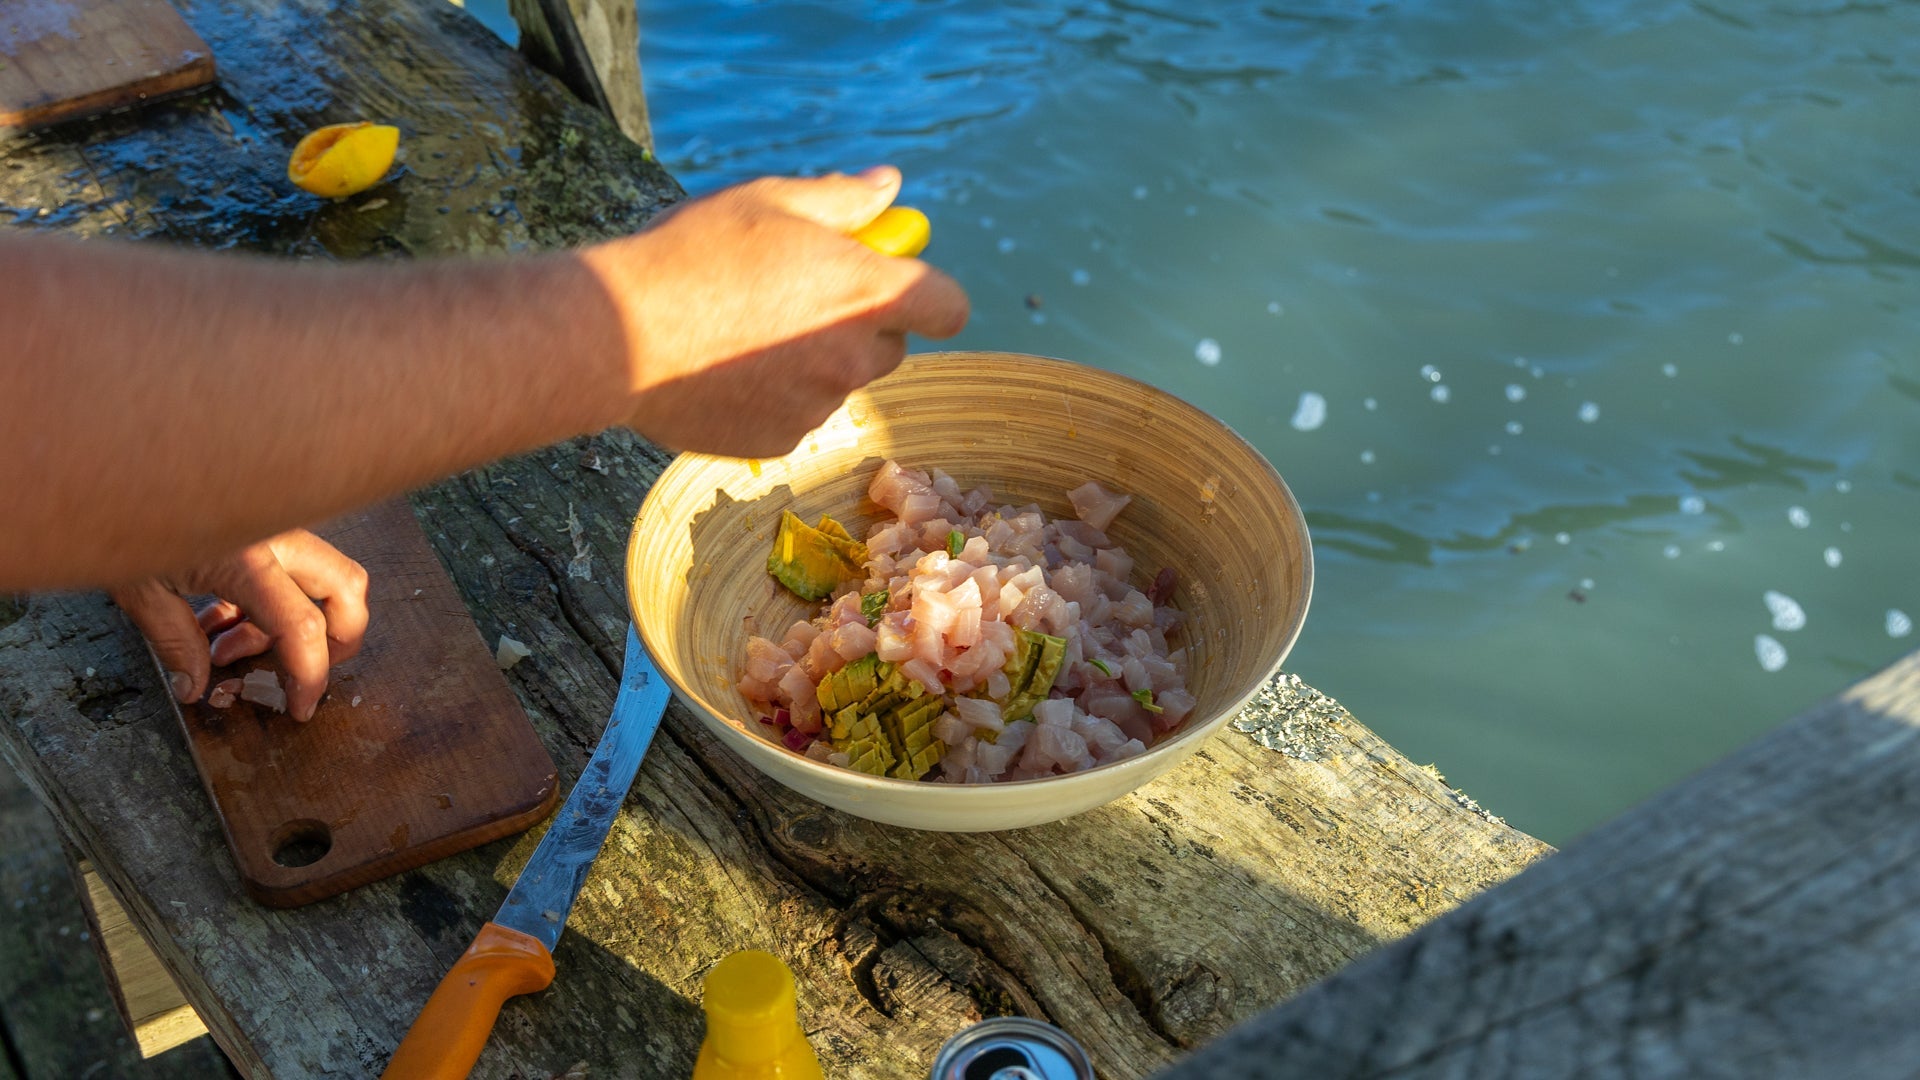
top-left (271, 820), bottom-right (333, 868)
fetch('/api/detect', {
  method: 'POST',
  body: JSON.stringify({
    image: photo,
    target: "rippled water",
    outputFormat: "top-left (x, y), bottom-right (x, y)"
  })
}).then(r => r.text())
top-left (466, 0), bottom-right (1920, 844)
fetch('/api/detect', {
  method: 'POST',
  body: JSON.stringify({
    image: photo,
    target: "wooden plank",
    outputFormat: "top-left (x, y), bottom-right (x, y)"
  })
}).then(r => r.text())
top-left (1161, 648), bottom-right (1920, 1079)
top-left (66, 852), bottom-right (211, 1059)
top-left (0, 0), bottom-right (1544, 1075)
top-left (174, 500), bottom-right (560, 908)
top-left (509, 0), bottom-right (652, 151)
top-left (0, 0), bottom-right (215, 131)
top-left (0, 764), bottom-right (235, 1079)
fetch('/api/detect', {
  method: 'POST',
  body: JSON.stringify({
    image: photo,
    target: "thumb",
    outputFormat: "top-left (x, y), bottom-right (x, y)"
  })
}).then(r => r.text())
top-left (744, 166), bottom-right (902, 233)
top-left (109, 580), bottom-right (211, 704)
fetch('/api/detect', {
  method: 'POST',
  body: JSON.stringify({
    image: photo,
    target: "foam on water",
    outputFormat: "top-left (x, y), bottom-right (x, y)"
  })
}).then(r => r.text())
top-left (1787, 506), bottom-right (1811, 529)
top-left (1890, 610), bottom-right (1914, 639)
top-left (1505, 384), bottom-right (1527, 403)
top-left (1577, 402), bottom-right (1600, 423)
top-left (1195, 339), bottom-right (1222, 366)
top-left (1680, 495), bottom-right (1706, 515)
top-left (1431, 384), bottom-right (1451, 404)
top-left (1755, 635), bottom-right (1788, 673)
top-left (1290, 392), bottom-right (1328, 432)
top-left (1823, 547), bottom-right (1842, 568)
top-left (1764, 591), bottom-right (1806, 632)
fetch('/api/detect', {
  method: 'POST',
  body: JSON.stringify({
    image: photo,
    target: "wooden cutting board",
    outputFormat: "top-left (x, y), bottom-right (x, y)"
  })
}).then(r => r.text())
top-left (174, 500), bottom-right (560, 908)
top-left (0, 0), bottom-right (216, 131)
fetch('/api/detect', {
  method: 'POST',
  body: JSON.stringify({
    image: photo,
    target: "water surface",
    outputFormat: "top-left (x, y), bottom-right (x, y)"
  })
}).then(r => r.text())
top-left (468, 0), bottom-right (1920, 845)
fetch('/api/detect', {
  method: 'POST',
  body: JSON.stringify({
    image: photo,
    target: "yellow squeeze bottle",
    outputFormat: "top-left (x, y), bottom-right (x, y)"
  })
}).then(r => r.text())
top-left (693, 950), bottom-right (824, 1080)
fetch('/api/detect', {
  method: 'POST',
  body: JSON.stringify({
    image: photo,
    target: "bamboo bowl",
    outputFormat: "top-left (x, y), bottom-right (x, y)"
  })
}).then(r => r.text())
top-left (627, 351), bottom-right (1312, 831)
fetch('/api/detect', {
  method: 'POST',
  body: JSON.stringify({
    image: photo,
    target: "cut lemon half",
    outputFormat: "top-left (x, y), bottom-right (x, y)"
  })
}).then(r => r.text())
top-left (288, 122), bottom-right (400, 198)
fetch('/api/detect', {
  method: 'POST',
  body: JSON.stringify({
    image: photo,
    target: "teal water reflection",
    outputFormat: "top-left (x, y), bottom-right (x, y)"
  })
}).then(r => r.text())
top-left (467, 0), bottom-right (1920, 844)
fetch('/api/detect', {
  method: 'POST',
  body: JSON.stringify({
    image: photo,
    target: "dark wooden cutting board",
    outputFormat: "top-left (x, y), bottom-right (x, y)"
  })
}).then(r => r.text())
top-left (0, 0), bottom-right (216, 131)
top-left (174, 500), bottom-right (560, 908)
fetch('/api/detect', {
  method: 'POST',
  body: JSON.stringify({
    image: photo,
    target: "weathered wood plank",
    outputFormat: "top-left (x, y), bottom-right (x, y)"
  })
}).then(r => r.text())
top-left (510, 0), bottom-right (653, 152)
top-left (0, 0), bottom-right (1548, 1075)
top-left (0, 764), bottom-right (237, 1079)
top-left (1160, 649), bottom-right (1920, 1079)
top-left (68, 854), bottom-right (212, 1059)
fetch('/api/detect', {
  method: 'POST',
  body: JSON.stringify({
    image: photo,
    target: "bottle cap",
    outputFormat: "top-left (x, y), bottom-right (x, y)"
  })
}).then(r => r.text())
top-left (703, 950), bottom-right (799, 1065)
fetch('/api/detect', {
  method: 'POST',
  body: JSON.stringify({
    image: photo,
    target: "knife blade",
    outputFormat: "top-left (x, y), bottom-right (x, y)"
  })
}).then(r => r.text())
top-left (382, 624), bottom-right (670, 1080)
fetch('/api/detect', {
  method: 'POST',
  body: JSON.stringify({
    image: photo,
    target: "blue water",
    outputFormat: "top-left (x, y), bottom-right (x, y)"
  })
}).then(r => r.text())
top-left (466, 0), bottom-right (1920, 845)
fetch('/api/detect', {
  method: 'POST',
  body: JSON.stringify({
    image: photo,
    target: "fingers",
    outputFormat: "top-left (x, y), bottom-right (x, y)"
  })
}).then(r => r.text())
top-left (739, 167), bottom-right (901, 233)
top-left (876, 262), bottom-right (971, 340)
top-left (109, 580), bottom-right (210, 704)
top-left (196, 598), bottom-right (244, 635)
top-left (197, 546), bottom-right (337, 722)
top-left (266, 531), bottom-right (371, 666)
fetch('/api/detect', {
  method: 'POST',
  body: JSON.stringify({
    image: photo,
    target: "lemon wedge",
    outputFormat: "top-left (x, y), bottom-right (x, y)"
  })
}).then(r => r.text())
top-left (288, 122), bottom-right (400, 198)
top-left (850, 206), bottom-right (931, 258)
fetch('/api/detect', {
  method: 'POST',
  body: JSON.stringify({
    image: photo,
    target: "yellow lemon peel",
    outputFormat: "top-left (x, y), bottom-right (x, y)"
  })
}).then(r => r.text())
top-left (850, 206), bottom-right (931, 257)
top-left (288, 122), bottom-right (400, 198)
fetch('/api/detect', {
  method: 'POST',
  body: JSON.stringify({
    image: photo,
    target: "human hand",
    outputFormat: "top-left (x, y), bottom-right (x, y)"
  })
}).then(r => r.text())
top-left (109, 530), bottom-right (370, 721)
top-left (583, 166), bottom-right (971, 457)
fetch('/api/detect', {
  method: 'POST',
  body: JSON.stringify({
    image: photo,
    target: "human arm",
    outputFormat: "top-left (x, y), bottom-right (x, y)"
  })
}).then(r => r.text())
top-left (0, 167), bottom-right (968, 592)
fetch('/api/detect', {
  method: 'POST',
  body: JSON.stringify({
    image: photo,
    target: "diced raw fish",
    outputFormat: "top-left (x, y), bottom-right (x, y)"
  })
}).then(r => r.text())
top-left (1112, 589), bottom-right (1154, 628)
top-left (1107, 738), bottom-right (1148, 762)
top-left (1155, 687), bottom-right (1197, 726)
top-left (1007, 585), bottom-right (1060, 631)
top-left (962, 487), bottom-right (992, 515)
top-left (1028, 724), bottom-right (1089, 772)
top-left (1073, 713), bottom-right (1130, 757)
top-left (805, 741), bottom-right (836, 763)
top-left (778, 666), bottom-right (822, 731)
top-left (875, 611), bottom-right (914, 662)
top-left (1053, 520), bottom-right (1110, 548)
top-left (1056, 535), bottom-right (1094, 562)
top-left (897, 491), bottom-right (943, 525)
top-left (1094, 547), bottom-right (1133, 581)
top-left (1032, 698), bottom-right (1074, 728)
top-left (986, 670), bottom-right (1012, 700)
top-left (240, 669), bottom-right (287, 713)
top-left (1067, 480), bottom-right (1132, 531)
top-left (942, 737), bottom-right (979, 776)
top-left (1121, 657), bottom-right (1152, 694)
top-left (830, 620), bottom-right (878, 660)
top-left (952, 695), bottom-right (1004, 734)
top-left (931, 469), bottom-right (963, 502)
top-left (208, 677), bottom-right (243, 710)
top-left (1050, 562), bottom-right (1095, 605)
top-left (900, 657), bottom-right (943, 694)
top-left (933, 710), bottom-right (974, 747)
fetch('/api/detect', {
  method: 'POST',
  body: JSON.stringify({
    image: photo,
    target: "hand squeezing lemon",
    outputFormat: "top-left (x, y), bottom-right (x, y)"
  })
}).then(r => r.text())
top-left (288, 122), bottom-right (400, 198)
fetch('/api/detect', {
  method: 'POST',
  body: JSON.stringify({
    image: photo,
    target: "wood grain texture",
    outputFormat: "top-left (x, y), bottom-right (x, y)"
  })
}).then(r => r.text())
top-left (0, 0), bottom-right (215, 131)
top-left (176, 500), bottom-right (559, 908)
top-left (0, 0), bottom-right (1545, 1074)
top-left (1159, 648), bottom-right (1920, 1080)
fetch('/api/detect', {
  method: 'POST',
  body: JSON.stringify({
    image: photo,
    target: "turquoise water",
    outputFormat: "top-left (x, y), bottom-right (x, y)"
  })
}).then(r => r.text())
top-left (467, 0), bottom-right (1920, 845)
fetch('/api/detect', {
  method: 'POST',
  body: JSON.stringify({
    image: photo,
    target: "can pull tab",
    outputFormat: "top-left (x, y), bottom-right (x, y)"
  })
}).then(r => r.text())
top-left (965, 1048), bottom-right (1036, 1080)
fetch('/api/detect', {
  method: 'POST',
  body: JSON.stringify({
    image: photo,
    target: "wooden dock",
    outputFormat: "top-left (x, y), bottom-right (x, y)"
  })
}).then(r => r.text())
top-left (0, 0), bottom-right (1549, 1075)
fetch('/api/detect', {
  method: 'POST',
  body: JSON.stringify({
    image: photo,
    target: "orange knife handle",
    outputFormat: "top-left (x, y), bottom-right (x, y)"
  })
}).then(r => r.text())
top-left (381, 922), bottom-right (556, 1080)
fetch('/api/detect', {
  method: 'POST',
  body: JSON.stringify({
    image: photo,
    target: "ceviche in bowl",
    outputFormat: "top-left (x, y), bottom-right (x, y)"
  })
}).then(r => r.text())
top-left (628, 352), bottom-right (1311, 832)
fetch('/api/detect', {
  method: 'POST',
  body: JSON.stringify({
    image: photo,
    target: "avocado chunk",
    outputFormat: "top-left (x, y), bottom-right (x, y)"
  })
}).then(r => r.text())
top-left (767, 510), bottom-right (868, 601)
top-left (816, 654), bottom-right (947, 780)
top-left (1000, 628), bottom-right (1068, 722)
top-left (817, 654), bottom-right (881, 713)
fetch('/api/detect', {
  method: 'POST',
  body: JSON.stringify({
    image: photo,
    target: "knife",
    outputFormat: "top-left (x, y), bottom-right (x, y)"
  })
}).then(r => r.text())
top-left (382, 623), bottom-right (671, 1079)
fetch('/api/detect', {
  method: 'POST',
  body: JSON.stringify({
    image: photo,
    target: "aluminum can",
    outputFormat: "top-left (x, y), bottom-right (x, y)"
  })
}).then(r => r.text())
top-left (930, 1016), bottom-right (1096, 1080)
